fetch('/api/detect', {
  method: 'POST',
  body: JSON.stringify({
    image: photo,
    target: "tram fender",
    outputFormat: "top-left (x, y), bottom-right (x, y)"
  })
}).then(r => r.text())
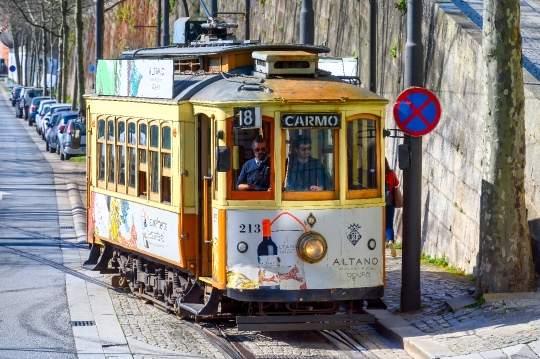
top-left (82, 242), bottom-right (114, 271)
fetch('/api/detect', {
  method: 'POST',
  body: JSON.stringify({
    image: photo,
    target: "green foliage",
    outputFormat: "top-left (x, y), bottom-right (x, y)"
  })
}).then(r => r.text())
top-left (278, 25), bottom-right (284, 31)
top-left (421, 253), bottom-right (475, 280)
top-left (261, 29), bottom-right (266, 36)
top-left (69, 156), bottom-right (86, 162)
top-left (260, 0), bottom-right (266, 5)
top-left (390, 40), bottom-right (397, 58)
top-left (169, 0), bottom-right (176, 11)
top-left (351, 51), bottom-right (357, 57)
top-left (117, 2), bottom-right (136, 31)
top-left (393, 242), bottom-right (402, 249)
top-left (394, 0), bottom-right (407, 16)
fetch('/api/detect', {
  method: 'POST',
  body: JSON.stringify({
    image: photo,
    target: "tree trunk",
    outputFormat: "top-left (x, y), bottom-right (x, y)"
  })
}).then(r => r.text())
top-left (24, 34), bottom-right (30, 86)
top-left (75, 0), bottom-right (85, 112)
top-left (14, 35), bottom-right (21, 84)
top-left (42, 28), bottom-right (48, 94)
top-left (476, 0), bottom-right (536, 293)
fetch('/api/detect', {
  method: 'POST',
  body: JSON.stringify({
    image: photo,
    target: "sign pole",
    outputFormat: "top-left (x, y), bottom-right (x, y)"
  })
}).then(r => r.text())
top-left (401, 0), bottom-right (423, 312)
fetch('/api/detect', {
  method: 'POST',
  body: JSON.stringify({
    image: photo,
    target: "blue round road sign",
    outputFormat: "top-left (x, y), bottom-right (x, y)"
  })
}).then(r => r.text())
top-left (9, 65), bottom-right (16, 72)
top-left (393, 87), bottom-right (441, 137)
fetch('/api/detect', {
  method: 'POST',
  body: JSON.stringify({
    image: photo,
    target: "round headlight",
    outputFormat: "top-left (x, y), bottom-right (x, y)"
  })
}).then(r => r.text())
top-left (297, 232), bottom-right (327, 263)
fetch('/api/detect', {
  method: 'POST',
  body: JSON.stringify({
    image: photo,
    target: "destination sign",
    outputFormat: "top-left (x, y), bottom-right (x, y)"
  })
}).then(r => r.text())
top-left (281, 113), bottom-right (341, 128)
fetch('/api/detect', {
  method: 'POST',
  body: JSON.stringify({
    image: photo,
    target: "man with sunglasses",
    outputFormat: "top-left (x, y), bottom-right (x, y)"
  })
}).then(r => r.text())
top-left (285, 135), bottom-right (329, 191)
top-left (237, 136), bottom-right (271, 191)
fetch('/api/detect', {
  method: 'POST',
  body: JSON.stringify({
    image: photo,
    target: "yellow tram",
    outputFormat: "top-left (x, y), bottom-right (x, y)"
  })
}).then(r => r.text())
top-left (83, 35), bottom-right (389, 330)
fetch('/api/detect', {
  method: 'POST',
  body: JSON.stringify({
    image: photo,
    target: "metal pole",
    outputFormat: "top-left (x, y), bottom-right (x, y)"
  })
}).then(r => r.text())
top-left (162, 0), bottom-right (170, 46)
top-left (245, 0), bottom-right (251, 40)
top-left (95, 0), bottom-right (103, 63)
top-left (299, 0), bottom-right (314, 45)
top-left (157, 0), bottom-right (161, 46)
top-left (401, 0), bottom-right (423, 312)
top-left (369, 0), bottom-right (377, 93)
top-left (211, 0), bottom-right (218, 17)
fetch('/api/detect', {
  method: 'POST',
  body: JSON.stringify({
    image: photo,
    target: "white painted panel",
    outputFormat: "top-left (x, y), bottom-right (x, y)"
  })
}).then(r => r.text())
top-left (92, 193), bottom-right (180, 263)
top-left (225, 208), bottom-right (383, 291)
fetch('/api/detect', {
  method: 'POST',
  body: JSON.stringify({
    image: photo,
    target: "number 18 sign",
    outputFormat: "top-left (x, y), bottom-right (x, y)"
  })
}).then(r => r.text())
top-left (233, 107), bottom-right (262, 129)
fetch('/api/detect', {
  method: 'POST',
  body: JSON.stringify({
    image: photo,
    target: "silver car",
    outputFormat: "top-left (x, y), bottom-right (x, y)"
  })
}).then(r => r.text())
top-left (40, 104), bottom-right (72, 140)
top-left (60, 119), bottom-right (86, 160)
top-left (47, 112), bottom-right (78, 154)
top-left (35, 100), bottom-right (57, 135)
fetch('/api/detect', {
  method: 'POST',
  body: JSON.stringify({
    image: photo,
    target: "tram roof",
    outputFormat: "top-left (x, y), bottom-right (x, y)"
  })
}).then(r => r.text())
top-left (185, 75), bottom-right (389, 104)
top-left (119, 43), bottom-right (331, 59)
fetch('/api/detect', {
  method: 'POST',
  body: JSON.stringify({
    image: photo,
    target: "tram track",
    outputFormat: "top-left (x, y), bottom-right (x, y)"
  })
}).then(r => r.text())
top-left (195, 317), bottom-right (380, 359)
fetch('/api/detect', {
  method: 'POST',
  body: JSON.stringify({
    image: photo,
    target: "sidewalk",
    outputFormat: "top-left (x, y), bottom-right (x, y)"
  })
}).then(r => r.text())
top-left (368, 248), bottom-right (540, 359)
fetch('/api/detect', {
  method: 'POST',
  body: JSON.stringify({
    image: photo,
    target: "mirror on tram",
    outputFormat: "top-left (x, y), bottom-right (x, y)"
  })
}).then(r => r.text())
top-left (71, 128), bottom-right (82, 149)
top-left (215, 146), bottom-right (231, 172)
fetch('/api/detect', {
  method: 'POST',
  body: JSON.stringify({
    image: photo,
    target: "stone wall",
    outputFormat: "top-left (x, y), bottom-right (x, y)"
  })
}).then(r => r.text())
top-left (74, 0), bottom-right (540, 275)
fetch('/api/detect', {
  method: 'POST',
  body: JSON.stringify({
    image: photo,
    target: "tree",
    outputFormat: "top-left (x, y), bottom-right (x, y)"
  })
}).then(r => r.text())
top-left (476, 0), bottom-right (536, 293)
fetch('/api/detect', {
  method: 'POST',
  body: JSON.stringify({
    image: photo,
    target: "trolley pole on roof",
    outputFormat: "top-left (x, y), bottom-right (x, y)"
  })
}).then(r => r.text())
top-left (401, 0), bottom-right (423, 312)
top-left (300, 0), bottom-right (314, 45)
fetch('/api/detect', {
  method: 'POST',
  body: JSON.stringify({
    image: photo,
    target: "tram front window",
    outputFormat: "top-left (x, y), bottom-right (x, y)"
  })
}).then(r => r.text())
top-left (232, 121), bottom-right (271, 192)
top-left (347, 118), bottom-right (378, 190)
top-left (284, 130), bottom-right (335, 192)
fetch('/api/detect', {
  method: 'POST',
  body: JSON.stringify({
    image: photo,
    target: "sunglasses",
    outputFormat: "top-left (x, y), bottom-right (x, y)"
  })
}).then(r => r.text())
top-left (299, 146), bottom-right (311, 151)
top-left (254, 147), bottom-right (267, 152)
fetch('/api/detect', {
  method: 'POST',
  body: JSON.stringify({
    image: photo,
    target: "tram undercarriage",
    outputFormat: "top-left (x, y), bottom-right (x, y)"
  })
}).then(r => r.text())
top-left (84, 243), bottom-right (378, 331)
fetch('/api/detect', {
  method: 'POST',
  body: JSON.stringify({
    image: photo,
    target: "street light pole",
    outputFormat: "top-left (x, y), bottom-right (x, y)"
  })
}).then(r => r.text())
top-left (401, 0), bottom-right (423, 312)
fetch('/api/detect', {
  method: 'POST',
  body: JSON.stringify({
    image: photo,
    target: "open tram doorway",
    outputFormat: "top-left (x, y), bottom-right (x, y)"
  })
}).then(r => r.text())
top-left (198, 114), bottom-right (213, 278)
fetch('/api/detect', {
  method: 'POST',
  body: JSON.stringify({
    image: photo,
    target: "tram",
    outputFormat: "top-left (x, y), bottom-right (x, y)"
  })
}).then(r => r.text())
top-left (82, 16), bottom-right (389, 331)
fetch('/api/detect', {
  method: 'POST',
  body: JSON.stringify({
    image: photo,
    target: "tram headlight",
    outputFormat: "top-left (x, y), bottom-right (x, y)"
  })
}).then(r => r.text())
top-left (297, 232), bottom-right (327, 263)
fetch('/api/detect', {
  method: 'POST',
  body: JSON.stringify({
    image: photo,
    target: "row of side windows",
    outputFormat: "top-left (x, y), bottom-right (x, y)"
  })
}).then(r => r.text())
top-left (96, 117), bottom-right (172, 204)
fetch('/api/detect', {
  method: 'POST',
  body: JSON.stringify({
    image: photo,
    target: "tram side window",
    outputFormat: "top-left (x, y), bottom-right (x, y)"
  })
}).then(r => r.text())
top-left (97, 119), bottom-right (106, 183)
top-left (283, 130), bottom-right (335, 192)
top-left (127, 122), bottom-right (137, 192)
top-left (161, 126), bottom-right (172, 203)
top-left (118, 121), bottom-right (126, 188)
top-left (107, 120), bottom-right (115, 185)
top-left (232, 121), bottom-right (271, 191)
top-left (149, 124), bottom-right (159, 201)
top-left (138, 123), bottom-right (147, 197)
top-left (347, 118), bottom-right (377, 190)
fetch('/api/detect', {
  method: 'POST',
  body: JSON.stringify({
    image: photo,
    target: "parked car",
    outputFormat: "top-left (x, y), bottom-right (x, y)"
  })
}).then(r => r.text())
top-left (47, 111), bottom-right (78, 153)
top-left (60, 118), bottom-right (86, 160)
top-left (28, 96), bottom-right (51, 126)
top-left (40, 104), bottom-right (72, 140)
top-left (35, 100), bottom-right (57, 135)
top-left (22, 87), bottom-right (44, 120)
top-left (15, 87), bottom-right (27, 118)
top-left (10, 86), bottom-right (22, 106)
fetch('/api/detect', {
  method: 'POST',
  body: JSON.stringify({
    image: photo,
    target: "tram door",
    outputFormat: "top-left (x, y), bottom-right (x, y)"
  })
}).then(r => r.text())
top-left (198, 114), bottom-right (213, 277)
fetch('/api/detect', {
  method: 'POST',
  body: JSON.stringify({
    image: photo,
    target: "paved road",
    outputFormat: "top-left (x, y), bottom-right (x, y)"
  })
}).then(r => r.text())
top-left (451, 0), bottom-right (540, 81)
top-left (0, 81), bottom-right (416, 358)
top-left (0, 88), bottom-right (77, 357)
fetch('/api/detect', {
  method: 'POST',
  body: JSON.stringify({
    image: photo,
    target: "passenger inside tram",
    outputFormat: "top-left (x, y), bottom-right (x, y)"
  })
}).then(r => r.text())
top-left (284, 132), bottom-right (334, 192)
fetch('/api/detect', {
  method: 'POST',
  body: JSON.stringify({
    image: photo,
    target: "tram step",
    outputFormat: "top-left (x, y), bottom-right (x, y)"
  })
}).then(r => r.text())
top-left (178, 302), bottom-right (206, 315)
top-left (236, 313), bottom-right (375, 332)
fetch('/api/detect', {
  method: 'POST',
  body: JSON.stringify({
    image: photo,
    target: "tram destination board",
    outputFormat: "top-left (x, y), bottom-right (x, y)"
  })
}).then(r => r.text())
top-left (393, 87), bottom-right (441, 137)
top-left (281, 113), bottom-right (341, 128)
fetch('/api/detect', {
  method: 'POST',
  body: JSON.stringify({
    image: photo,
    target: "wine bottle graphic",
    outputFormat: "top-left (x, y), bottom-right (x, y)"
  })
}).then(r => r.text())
top-left (257, 219), bottom-right (278, 260)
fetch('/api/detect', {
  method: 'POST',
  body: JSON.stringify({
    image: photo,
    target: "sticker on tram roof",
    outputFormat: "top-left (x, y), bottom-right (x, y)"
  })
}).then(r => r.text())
top-left (281, 113), bottom-right (341, 128)
top-left (95, 59), bottom-right (174, 99)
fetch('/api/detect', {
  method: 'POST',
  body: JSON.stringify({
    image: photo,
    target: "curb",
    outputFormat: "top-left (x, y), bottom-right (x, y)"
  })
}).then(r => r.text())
top-left (66, 180), bottom-right (87, 244)
top-left (365, 309), bottom-right (457, 359)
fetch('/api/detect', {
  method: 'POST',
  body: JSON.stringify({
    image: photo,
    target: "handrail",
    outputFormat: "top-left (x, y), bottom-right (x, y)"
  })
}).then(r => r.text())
top-left (179, 171), bottom-right (188, 267)
top-left (203, 175), bottom-right (213, 244)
